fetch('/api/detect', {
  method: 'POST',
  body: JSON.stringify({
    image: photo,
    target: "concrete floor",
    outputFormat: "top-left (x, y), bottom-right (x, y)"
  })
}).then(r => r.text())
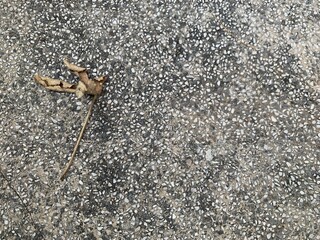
top-left (0, 0), bottom-right (319, 239)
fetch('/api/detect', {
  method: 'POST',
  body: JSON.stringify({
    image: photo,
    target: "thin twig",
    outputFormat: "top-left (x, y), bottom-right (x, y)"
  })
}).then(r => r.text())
top-left (60, 94), bottom-right (99, 180)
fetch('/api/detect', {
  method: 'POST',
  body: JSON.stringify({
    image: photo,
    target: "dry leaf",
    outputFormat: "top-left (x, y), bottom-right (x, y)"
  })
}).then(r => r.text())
top-left (34, 59), bottom-right (107, 97)
top-left (64, 59), bottom-right (107, 96)
top-left (63, 59), bottom-right (86, 73)
top-left (76, 81), bottom-right (87, 98)
top-left (34, 74), bottom-right (77, 93)
top-left (34, 59), bottom-right (108, 180)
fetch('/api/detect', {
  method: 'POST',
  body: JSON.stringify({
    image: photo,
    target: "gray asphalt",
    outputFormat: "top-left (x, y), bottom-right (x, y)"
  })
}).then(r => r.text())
top-left (0, 0), bottom-right (319, 239)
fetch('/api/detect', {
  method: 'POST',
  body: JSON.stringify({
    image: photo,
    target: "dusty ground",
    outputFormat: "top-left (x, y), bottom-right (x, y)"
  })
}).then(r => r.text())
top-left (0, 0), bottom-right (319, 239)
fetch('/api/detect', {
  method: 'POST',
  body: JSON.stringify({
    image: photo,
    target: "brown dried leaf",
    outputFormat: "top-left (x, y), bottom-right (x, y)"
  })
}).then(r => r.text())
top-left (35, 60), bottom-right (107, 98)
top-left (63, 59), bottom-right (86, 72)
top-left (34, 74), bottom-right (77, 93)
top-left (63, 60), bottom-right (107, 96)
top-left (76, 81), bottom-right (87, 98)
top-left (34, 59), bottom-right (108, 180)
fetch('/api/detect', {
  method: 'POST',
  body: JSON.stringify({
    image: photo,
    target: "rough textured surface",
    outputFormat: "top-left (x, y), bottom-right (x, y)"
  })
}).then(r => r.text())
top-left (0, 0), bottom-right (319, 239)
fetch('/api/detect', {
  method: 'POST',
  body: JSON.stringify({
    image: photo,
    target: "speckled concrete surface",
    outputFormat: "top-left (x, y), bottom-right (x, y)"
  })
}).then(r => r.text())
top-left (0, 0), bottom-right (319, 239)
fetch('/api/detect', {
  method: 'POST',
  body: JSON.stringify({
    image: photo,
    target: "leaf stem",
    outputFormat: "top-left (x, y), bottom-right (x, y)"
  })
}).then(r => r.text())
top-left (60, 94), bottom-right (99, 180)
